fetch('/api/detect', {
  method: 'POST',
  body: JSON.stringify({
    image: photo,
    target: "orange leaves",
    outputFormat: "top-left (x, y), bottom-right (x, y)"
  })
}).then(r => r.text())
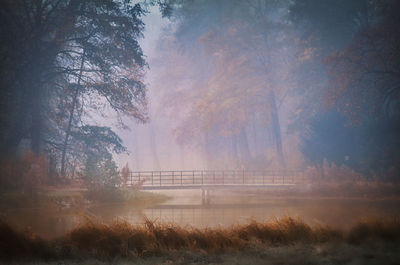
top-left (0, 152), bottom-right (49, 192)
top-left (121, 163), bottom-right (130, 186)
top-left (21, 151), bottom-right (49, 192)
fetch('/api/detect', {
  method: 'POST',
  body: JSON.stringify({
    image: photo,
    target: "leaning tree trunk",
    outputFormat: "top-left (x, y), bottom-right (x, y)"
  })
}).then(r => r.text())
top-left (268, 91), bottom-right (285, 169)
top-left (30, 0), bottom-right (82, 156)
top-left (61, 50), bottom-right (86, 176)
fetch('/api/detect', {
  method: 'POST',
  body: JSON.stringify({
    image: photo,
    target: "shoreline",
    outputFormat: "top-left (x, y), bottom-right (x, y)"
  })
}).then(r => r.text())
top-left (1, 216), bottom-right (400, 263)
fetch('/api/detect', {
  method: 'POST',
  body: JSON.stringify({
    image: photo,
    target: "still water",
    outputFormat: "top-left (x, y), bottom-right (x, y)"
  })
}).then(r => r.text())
top-left (4, 189), bottom-right (400, 239)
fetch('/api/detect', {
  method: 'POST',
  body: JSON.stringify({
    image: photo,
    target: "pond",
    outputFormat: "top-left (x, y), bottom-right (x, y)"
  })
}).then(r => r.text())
top-left (3, 189), bottom-right (400, 239)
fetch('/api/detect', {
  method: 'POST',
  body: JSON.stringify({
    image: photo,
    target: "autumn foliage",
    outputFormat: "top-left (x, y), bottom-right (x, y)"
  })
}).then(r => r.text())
top-left (0, 151), bottom-right (48, 192)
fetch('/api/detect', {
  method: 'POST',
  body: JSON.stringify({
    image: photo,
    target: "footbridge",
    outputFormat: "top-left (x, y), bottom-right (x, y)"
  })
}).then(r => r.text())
top-left (128, 170), bottom-right (306, 204)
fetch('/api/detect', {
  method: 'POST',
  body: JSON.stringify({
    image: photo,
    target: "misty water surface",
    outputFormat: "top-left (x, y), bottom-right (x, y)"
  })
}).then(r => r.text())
top-left (4, 190), bottom-right (400, 239)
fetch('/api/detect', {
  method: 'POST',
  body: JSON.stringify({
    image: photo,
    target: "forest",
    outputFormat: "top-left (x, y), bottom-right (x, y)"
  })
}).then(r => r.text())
top-left (0, 0), bottom-right (400, 264)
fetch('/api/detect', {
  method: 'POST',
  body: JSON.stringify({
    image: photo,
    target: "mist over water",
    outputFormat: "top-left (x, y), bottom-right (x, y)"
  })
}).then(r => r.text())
top-left (4, 190), bottom-right (400, 239)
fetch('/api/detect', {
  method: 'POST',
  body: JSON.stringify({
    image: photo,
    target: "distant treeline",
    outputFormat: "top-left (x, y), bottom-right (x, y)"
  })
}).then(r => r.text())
top-left (0, 0), bottom-right (399, 187)
top-left (154, 0), bottom-right (400, 178)
top-left (0, 1), bottom-right (155, 188)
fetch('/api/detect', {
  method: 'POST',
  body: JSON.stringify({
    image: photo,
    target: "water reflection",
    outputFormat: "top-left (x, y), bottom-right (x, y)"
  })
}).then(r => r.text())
top-left (3, 189), bottom-right (400, 239)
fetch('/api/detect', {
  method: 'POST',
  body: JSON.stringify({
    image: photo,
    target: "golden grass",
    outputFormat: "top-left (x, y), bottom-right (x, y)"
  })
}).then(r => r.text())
top-left (348, 217), bottom-right (400, 243)
top-left (1, 216), bottom-right (400, 261)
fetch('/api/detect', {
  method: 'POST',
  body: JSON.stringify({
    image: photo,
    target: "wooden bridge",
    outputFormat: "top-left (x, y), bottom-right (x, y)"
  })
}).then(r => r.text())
top-left (128, 170), bottom-right (305, 204)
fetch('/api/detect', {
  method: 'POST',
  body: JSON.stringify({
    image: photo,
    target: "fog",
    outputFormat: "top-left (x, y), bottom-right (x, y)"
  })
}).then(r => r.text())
top-left (1, 2), bottom-right (400, 263)
top-left (2, 0), bottom-right (398, 176)
top-left (113, 0), bottom-right (400, 175)
top-left (115, 1), bottom-right (305, 171)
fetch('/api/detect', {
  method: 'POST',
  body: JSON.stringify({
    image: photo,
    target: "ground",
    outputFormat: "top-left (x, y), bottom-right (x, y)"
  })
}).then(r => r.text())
top-left (6, 242), bottom-right (400, 265)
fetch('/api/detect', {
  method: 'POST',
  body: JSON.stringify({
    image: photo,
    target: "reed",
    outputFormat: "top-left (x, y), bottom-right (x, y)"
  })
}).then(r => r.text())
top-left (1, 216), bottom-right (400, 261)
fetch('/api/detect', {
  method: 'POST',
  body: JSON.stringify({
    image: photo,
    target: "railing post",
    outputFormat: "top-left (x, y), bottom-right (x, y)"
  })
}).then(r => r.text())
top-left (128, 169), bottom-right (303, 187)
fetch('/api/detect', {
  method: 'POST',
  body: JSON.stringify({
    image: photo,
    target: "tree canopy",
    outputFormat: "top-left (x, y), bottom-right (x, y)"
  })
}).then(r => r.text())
top-left (0, 0), bottom-right (148, 179)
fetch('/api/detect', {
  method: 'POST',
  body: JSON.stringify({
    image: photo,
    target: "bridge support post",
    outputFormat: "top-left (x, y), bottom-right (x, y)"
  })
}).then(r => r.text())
top-left (202, 188), bottom-right (211, 205)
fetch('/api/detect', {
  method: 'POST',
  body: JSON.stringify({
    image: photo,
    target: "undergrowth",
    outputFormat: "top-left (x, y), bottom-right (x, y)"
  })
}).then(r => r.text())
top-left (1, 216), bottom-right (400, 261)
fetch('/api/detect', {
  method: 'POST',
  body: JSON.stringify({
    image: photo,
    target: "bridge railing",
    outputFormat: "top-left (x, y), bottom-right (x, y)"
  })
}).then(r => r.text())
top-left (127, 170), bottom-right (305, 187)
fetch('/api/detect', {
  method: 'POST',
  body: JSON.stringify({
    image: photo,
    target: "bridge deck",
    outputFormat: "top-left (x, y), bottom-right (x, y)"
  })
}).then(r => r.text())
top-left (140, 183), bottom-right (296, 190)
top-left (127, 170), bottom-right (305, 190)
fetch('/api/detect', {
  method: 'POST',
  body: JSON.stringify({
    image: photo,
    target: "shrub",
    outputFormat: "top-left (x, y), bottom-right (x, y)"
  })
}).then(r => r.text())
top-left (0, 151), bottom-right (48, 193)
top-left (121, 163), bottom-right (130, 187)
top-left (80, 154), bottom-right (120, 191)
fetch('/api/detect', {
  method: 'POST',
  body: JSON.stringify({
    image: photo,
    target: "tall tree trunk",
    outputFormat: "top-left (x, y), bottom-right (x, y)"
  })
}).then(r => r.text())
top-left (204, 132), bottom-right (214, 169)
top-left (132, 126), bottom-right (141, 170)
top-left (251, 113), bottom-right (260, 156)
top-left (231, 134), bottom-right (239, 168)
top-left (30, 75), bottom-right (43, 155)
top-left (148, 124), bottom-right (160, 170)
top-left (238, 127), bottom-right (252, 168)
top-left (180, 144), bottom-right (185, 169)
top-left (61, 50), bottom-right (86, 176)
top-left (268, 91), bottom-right (285, 168)
top-left (0, 79), bottom-right (30, 155)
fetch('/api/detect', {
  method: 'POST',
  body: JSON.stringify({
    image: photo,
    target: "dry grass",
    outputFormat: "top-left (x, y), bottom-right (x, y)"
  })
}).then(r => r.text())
top-left (0, 220), bottom-right (54, 261)
top-left (307, 181), bottom-right (400, 198)
top-left (1, 216), bottom-right (400, 261)
top-left (348, 218), bottom-right (400, 243)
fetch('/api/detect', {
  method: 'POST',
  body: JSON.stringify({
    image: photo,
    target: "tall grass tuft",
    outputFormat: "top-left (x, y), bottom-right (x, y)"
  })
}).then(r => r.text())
top-left (348, 218), bottom-right (400, 244)
top-left (0, 220), bottom-right (54, 261)
top-left (1, 216), bottom-right (400, 261)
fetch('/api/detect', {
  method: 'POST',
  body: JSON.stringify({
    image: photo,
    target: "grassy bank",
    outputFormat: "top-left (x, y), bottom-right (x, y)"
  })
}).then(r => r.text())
top-left (1, 216), bottom-right (400, 262)
top-left (0, 187), bottom-right (169, 210)
top-left (244, 181), bottom-right (400, 199)
top-left (7, 243), bottom-right (400, 265)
